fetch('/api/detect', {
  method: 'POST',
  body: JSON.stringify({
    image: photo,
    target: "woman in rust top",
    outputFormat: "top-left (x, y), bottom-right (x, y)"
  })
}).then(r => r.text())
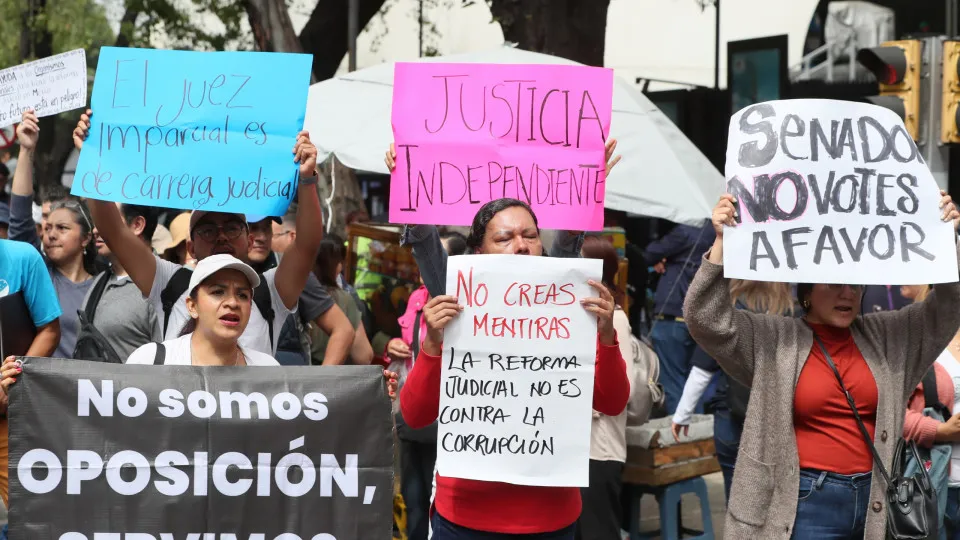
top-left (683, 192), bottom-right (960, 540)
top-left (399, 198), bottom-right (630, 539)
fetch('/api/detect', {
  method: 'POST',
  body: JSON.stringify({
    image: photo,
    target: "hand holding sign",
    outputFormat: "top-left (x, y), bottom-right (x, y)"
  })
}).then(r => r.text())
top-left (422, 295), bottom-right (463, 355)
top-left (1, 356), bottom-right (21, 395)
top-left (712, 194), bottom-right (738, 237)
top-left (293, 130), bottom-right (318, 178)
top-left (72, 108), bottom-right (91, 151)
top-left (940, 190), bottom-right (960, 230)
top-left (581, 280), bottom-right (616, 346)
top-left (17, 110), bottom-right (39, 151)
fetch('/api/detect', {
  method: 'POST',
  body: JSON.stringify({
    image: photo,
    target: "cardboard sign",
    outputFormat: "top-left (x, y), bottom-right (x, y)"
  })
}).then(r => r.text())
top-left (723, 99), bottom-right (958, 284)
top-left (0, 49), bottom-right (87, 128)
top-left (391, 63), bottom-right (613, 230)
top-left (438, 255), bottom-right (601, 487)
top-left (9, 360), bottom-right (394, 539)
top-left (70, 47), bottom-right (312, 216)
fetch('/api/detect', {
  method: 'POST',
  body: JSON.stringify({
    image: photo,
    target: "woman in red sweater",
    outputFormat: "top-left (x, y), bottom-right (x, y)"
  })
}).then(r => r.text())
top-left (399, 198), bottom-right (631, 539)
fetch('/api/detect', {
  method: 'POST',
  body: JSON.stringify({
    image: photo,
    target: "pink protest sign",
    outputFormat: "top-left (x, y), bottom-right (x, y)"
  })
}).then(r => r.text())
top-left (390, 62), bottom-right (614, 230)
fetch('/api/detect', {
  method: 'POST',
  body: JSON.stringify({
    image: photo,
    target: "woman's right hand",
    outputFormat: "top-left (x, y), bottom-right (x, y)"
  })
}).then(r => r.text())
top-left (1, 356), bottom-right (22, 396)
top-left (384, 143), bottom-right (396, 172)
top-left (17, 110), bottom-right (39, 151)
top-left (422, 295), bottom-right (463, 353)
top-left (386, 338), bottom-right (412, 361)
top-left (712, 194), bottom-right (737, 238)
top-left (671, 421), bottom-right (689, 442)
top-left (73, 109), bottom-right (92, 151)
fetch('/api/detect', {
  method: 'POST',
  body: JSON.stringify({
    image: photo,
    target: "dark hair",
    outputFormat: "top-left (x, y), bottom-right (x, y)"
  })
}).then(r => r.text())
top-left (581, 237), bottom-right (623, 306)
top-left (120, 204), bottom-right (159, 244)
top-left (315, 238), bottom-right (343, 289)
top-left (326, 232), bottom-right (347, 259)
top-left (797, 283), bottom-right (812, 310)
top-left (39, 184), bottom-right (68, 205)
top-left (466, 198), bottom-right (539, 252)
top-left (0, 163), bottom-right (9, 179)
top-left (440, 231), bottom-right (468, 256)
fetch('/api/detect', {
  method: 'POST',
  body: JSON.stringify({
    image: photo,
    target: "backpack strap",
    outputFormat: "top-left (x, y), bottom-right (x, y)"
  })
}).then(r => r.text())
top-left (84, 270), bottom-right (114, 323)
top-left (252, 273), bottom-right (275, 349)
top-left (922, 366), bottom-right (950, 418)
top-left (152, 343), bottom-right (166, 365)
top-left (160, 268), bottom-right (193, 335)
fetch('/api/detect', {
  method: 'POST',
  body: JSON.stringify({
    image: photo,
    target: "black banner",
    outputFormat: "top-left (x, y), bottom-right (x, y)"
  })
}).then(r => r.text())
top-left (7, 359), bottom-right (394, 540)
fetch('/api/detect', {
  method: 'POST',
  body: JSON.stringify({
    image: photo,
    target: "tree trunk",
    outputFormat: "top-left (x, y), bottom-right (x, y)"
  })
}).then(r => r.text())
top-left (488, 0), bottom-right (610, 66)
top-left (244, 0), bottom-right (303, 54)
top-left (298, 0), bottom-right (388, 81)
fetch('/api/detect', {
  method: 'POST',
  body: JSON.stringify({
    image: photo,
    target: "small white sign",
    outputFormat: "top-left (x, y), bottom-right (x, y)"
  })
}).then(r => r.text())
top-left (0, 49), bottom-right (87, 128)
top-left (723, 99), bottom-right (958, 285)
top-left (438, 254), bottom-right (601, 487)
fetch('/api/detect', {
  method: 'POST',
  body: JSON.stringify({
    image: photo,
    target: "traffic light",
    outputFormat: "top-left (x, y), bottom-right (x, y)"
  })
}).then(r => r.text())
top-left (857, 40), bottom-right (922, 140)
top-left (942, 41), bottom-right (960, 143)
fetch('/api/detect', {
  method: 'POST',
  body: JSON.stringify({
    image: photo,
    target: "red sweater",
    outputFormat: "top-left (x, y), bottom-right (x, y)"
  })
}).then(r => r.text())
top-left (399, 336), bottom-right (630, 534)
top-left (794, 323), bottom-right (878, 474)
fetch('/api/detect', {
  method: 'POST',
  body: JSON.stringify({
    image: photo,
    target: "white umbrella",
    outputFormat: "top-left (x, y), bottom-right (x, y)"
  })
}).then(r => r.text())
top-left (304, 45), bottom-right (723, 226)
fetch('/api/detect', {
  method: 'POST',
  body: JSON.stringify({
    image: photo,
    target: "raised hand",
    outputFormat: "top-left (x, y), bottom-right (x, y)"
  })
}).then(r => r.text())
top-left (582, 280), bottom-right (616, 346)
top-left (73, 109), bottom-right (92, 151)
top-left (294, 130), bottom-right (318, 178)
top-left (17, 110), bottom-right (40, 151)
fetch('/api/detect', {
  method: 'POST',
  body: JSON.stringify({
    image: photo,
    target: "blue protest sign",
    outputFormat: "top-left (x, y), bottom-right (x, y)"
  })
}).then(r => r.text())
top-left (71, 47), bottom-right (312, 216)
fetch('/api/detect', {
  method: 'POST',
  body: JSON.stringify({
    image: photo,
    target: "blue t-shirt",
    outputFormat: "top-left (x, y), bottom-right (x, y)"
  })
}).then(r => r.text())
top-left (0, 239), bottom-right (61, 327)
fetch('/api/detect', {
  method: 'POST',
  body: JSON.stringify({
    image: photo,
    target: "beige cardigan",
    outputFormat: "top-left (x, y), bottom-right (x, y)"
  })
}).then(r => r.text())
top-left (589, 309), bottom-right (636, 462)
top-left (682, 241), bottom-right (960, 540)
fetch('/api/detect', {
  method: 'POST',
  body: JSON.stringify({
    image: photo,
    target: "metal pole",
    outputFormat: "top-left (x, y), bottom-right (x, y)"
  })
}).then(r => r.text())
top-left (348, 0), bottom-right (359, 72)
top-left (714, 0), bottom-right (721, 88)
top-left (419, 0), bottom-right (424, 57)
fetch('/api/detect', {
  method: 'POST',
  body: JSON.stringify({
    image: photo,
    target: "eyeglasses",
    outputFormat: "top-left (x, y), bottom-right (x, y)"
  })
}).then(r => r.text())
top-left (193, 222), bottom-right (247, 243)
top-left (50, 199), bottom-right (93, 232)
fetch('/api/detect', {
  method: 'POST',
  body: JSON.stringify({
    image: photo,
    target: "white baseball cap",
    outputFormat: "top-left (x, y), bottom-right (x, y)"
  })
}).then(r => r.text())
top-left (188, 254), bottom-right (260, 296)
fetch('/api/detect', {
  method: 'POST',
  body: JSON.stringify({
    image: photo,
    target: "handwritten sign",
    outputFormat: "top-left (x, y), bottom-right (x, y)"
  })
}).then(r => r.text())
top-left (0, 49), bottom-right (87, 128)
top-left (439, 254), bottom-right (601, 487)
top-left (71, 47), bottom-right (312, 216)
top-left (391, 63), bottom-right (613, 231)
top-left (723, 99), bottom-right (958, 284)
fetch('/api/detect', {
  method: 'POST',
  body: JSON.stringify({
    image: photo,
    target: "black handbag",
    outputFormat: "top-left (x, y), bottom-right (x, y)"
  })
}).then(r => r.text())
top-left (811, 332), bottom-right (938, 540)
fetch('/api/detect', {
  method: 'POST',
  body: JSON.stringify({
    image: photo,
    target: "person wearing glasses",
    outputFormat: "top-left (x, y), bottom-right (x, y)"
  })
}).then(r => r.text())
top-left (684, 193), bottom-right (960, 539)
top-left (73, 110), bottom-right (326, 358)
top-left (8, 110), bottom-right (98, 358)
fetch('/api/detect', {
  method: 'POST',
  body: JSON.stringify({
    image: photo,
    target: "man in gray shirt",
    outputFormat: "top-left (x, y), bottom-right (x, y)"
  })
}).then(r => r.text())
top-left (82, 203), bottom-right (162, 360)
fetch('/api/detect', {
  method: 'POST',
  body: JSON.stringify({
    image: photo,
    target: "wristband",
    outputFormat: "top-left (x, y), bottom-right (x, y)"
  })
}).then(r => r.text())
top-left (299, 171), bottom-right (319, 186)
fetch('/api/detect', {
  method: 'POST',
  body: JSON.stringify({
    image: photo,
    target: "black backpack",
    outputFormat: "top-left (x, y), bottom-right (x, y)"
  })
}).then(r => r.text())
top-left (72, 271), bottom-right (123, 363)
top-left (159, 267), bottom-right (276, 347)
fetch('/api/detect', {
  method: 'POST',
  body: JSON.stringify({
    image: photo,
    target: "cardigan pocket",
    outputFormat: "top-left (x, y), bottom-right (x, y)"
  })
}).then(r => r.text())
top-left (727, 452), bottom-right (776, 527)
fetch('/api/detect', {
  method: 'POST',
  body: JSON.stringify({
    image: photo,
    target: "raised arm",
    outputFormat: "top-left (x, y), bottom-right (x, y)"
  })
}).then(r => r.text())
top-left (73, 110), bottom-right (157, 296)
top-left (274, 132), bottom-right (322, 310)
top-left (683, 195), bottom-right (771, 385)
top-left (9, 111), bottom-right (41, 249)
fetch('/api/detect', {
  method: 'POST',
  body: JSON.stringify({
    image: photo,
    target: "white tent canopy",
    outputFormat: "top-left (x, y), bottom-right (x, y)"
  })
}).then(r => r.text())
top-left (303, 45), bottom-right (723, 226)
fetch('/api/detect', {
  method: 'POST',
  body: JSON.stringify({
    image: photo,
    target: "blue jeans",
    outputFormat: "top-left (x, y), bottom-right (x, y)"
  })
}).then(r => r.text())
top-left (713, 408), bottom-right (743, 502)
top-left (650, 320), bottom-right (696, 414)
top-left (791, 469), bottom-right (871, 540)
top-left (432, 512), bottom-right (575, 539)
top-left (944, 486), bottom-right (960, 540)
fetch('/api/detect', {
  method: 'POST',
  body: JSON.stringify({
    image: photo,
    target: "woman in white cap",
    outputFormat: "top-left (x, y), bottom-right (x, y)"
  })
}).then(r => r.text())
top-left (125, 254), bottom-right (276, 366)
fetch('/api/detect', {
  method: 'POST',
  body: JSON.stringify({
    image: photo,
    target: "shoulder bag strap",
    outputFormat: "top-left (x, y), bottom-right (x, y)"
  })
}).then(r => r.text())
top-left (151, 343), bottom-right (166, 366)
top-left (809, 331), bottom-right (892, 486)
top-left (412, 310), bottom-right (423, 360)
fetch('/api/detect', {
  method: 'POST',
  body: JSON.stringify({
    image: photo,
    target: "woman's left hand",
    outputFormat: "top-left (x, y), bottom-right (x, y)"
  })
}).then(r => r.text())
top-left (941, 190), bottom-right (960, 231)
top-left (383, 369), bottom-right (399, 400)
top-left (605, 138), bottom-right (621, 175)
top-left (1, 356), bottom-right (22, 396)
top-left (582, 280), bottom-right (616, 346)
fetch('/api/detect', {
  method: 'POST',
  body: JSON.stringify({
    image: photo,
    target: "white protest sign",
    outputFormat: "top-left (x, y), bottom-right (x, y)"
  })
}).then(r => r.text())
top-left (0, 49), bottom-right (87, 128)
top-left (724, 99), bottom-right (958, 285)
top-left (439, 254), bottom-right (601, 487)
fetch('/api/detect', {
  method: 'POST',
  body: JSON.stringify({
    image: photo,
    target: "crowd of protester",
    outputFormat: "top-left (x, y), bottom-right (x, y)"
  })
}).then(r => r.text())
top-left (3, 95), bottom-right (960, 540)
